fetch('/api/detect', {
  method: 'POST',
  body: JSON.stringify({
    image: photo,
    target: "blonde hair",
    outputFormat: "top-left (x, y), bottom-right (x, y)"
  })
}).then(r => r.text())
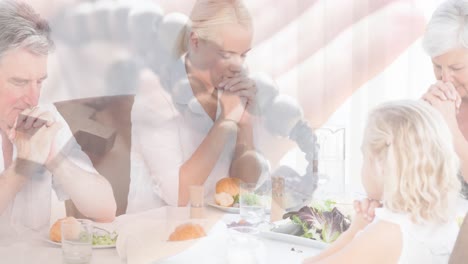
top-left (363, 100), bottom-right (461, 224)
top-left (177, 0), bottom-right (252, 56)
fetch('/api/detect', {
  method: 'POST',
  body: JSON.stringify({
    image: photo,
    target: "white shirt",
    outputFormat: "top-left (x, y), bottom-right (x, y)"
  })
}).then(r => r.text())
top-left (127, 58), bottom-right (263, 213)
top-left (373, 208), bottom-right (459, 264)
top-left (0, 104), bottom-right (98, 235)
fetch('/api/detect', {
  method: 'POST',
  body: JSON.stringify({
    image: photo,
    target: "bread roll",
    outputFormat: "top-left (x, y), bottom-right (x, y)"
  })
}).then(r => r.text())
top-left (168, 223), bottom-right (206, 241)
top-left (215, 192), bottom-right (234, 207)
top-left (49, 216), bottom-right (79, 242)
top-left (215, 177), bottom-right (240, 197)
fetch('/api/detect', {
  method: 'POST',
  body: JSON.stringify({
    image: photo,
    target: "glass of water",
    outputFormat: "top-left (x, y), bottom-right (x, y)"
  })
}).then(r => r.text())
top-left (239, 182), bottom-right (270, 226)
top-left (61, 219), bottom-right (93, 264)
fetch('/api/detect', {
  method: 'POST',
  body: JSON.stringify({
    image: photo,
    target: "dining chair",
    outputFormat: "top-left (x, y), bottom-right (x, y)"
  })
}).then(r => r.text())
top-left (54, 95), bottom-right (134, 217)
top-left (449, 212), bottom-right (468, 264)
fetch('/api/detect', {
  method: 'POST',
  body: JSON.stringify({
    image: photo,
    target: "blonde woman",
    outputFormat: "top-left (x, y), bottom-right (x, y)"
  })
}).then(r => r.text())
top-left (128, 0), bottom-right (262, 211)
top-left (304, 100), bottom-right (461, 264)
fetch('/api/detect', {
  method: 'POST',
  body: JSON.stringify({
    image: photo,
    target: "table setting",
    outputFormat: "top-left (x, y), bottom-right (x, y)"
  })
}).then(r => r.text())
top-left (0, 174), bottom-right (335, 264)
top-left (1, 175), bottom-right (465, 264)
top-left (2, 165), bottom-right (467, 264)
top-left (0, 205), bottom-right (325, 264)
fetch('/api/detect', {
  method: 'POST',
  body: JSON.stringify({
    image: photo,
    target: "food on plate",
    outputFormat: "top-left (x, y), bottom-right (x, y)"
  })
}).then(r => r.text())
top-left (92, 228), bottom-right (118, 246)
top-left (168, 223), bottom-right (207, 241)
top-left (227, 219), bottom-right (253, 228)
top-left (49, 216), bottom-right (80, 242)
top-left (241, 192), bottom-right (261, 206)
top-left (216, 177), bottom-right (240, 196)
top-left (215, 192), bottom-right (234, 207)
top-left (215, 177), bottom-right (241, 207)
top-left (50, 217), bottom-right (118, 246)
top-left (283, 200), bottom-right (351, 243)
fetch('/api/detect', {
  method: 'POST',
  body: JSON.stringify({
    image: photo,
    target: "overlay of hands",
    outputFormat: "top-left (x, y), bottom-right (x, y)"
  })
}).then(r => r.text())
top-left (339, 198), bottom-right (383, 236)
top-left (422, 81), bottom-right (460, 127)
top-left (218, 91), bottom-right (246, 124)
top-left (12, 107), bottom-right (62, 166)
top-left (353, 198), bottom-right (382, 223)
top-left (155, 0), bottom-right (426, 127)
top-left (30, 0), bottom-right (426, 126)
top-left (30, 0), bottom-right (427, 166)
top-left (218, 71), bottom-right (257, 124)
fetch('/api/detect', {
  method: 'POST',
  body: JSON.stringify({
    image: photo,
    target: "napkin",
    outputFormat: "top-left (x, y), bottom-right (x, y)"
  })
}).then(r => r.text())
top-left (115, 206), bottom-right (231, 264)
top-left (115, 207), bottom-right (168, 260)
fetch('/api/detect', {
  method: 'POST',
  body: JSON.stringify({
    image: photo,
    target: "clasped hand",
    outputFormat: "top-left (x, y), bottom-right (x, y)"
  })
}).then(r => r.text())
top-left (217, 71), bottom-right (257, 123)
top-left (11, 107), bottom-right (62, 167)
top-left (422, 81), bottom-right (460, 128)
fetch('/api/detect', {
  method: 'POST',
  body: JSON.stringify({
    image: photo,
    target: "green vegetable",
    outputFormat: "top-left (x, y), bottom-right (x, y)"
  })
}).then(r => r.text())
top-left (233, 194), bottom-right (239, 204)
top-left (310, 199), bottom-right (337, 212)
top-left (92, 231), bottom-right (118, 246)
top-left (321, 223), bottom-right (341, 243)
top-left (304, 228), bottom-right (321, 240)
top-left (292, 215), bottom-right (308, 234)
top-left (283, 203), bottom-right (351, 244)
top-left (241, 193), bottom-right (260, 206)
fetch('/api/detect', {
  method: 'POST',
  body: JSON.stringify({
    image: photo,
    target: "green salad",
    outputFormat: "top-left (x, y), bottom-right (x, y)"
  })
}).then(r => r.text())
top-left (92, 229), bottom-right (118, 246)
top-left (283, 199), bottom-right (351, 243)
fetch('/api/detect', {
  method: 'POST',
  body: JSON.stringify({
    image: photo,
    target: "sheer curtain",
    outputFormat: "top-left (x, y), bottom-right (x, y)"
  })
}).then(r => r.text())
top-left (263, 0), bottom-right (445, 197)
top-left (35, 0), bottom-right (446, 199)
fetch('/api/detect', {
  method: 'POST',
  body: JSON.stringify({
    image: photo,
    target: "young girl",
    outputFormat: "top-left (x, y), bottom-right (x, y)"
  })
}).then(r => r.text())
top-left (304, 100), bottom-right (461, 264)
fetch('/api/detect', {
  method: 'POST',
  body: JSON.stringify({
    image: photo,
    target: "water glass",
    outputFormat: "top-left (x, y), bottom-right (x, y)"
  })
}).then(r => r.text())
top-left (61, 219), bottom-right (93, 264)
top-left (239, 182), bottom-right (269, 226)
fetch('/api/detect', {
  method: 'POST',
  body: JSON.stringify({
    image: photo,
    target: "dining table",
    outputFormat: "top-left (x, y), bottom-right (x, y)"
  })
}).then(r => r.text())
top-left (0, 206), bottom-right (323, 264)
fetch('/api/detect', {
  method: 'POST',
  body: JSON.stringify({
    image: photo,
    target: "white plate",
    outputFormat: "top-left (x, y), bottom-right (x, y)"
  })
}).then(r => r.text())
top-left (44, 237), bottom-right (116, 249)
top-left (206, 201), bottom-right (240, 214)
top-left (43, 225), bottom-right (117, 249)
top-left (259, 219), bottom-right (328, 249)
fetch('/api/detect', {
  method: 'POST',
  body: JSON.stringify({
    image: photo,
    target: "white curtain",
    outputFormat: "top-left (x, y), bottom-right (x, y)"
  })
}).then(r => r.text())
top-left (35, 0), bottom-right (446, 198)
top-left (269, 0), bottom-right (446, 197)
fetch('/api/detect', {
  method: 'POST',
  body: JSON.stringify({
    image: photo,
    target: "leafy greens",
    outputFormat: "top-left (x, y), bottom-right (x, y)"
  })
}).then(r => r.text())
top-left (283, 201), bottom-right (351, 243)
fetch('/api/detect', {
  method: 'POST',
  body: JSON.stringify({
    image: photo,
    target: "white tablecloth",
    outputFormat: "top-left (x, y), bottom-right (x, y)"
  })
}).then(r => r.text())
top-left (0, 207), bottom-right (321, 264)
top-left (0, 238), bottom-right (121, 264)
top-left (3, 198), bottom-right (467, 264)
top-left (115, 207), bottom-right (322, 264)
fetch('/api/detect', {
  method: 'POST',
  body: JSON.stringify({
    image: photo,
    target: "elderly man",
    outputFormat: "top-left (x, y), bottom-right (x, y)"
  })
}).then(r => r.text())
top-left (0, 0), bottom-right (116, 234)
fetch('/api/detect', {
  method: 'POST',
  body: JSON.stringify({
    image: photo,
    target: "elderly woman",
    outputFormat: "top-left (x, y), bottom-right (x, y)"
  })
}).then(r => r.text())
top-left (127, 0), bottom-right (264, 212)
top-left (421, 0), bottom-right (468, 195)
top-left (354, 0), bottom-right (468, 229)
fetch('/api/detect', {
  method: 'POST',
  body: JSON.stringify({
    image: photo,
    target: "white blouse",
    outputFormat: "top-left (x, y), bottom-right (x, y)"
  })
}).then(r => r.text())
top-left (0, 104), bottom-right (98, 236)
top-left (373, 208), bottom-right (459, 264)
top-left (127, 58), bottom-right (263, 213)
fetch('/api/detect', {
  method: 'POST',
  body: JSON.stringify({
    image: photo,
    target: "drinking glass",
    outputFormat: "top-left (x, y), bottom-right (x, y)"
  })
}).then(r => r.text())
top-left (239, 182), bottom-right (270, 226)
top-left (61, 219), bottom-right (93, 264)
